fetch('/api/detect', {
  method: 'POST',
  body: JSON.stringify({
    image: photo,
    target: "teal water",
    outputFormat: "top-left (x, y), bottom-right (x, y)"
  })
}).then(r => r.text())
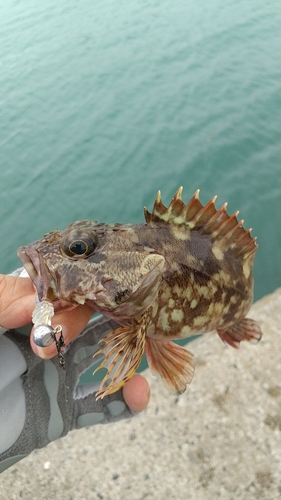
top-left (1, 0), bottom-right (281, 302)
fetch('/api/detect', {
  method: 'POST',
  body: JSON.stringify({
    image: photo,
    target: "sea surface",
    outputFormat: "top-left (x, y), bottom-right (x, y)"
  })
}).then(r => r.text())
top-left (1, 0), bottom-right (281, 301)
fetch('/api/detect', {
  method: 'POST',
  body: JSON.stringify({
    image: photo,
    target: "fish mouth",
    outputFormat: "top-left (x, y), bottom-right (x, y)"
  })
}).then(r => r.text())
top-left (17, 246), bottom-right (59, 302)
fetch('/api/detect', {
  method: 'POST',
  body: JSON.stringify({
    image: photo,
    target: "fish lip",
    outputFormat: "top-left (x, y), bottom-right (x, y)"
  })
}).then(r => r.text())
top-left (17, 246), bottom-right (59, 301)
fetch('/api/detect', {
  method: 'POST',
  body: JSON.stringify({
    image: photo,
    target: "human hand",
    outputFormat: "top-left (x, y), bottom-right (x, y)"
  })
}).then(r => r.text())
top-left (0, 273), bottom-right (150, 413)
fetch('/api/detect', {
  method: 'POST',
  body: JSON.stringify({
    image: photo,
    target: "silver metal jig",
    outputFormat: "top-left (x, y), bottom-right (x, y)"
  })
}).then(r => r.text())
top-left (33, 324), bottom-right (56, 347)
top-left (32, 299), bottom-right (65, 368)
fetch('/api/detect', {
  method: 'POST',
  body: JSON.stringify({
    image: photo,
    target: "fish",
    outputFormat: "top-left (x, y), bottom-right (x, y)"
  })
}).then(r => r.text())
top-left (17, 187), bottom-right (262, 399)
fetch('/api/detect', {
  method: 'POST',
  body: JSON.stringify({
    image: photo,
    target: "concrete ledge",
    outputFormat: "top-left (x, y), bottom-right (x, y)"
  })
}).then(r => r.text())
top-left (1, 289), bottom-right (280, 500)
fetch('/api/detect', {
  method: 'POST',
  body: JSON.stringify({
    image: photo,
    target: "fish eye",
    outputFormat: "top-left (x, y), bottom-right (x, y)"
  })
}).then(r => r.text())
top-left (69, 240), bottom-right (89, 255)
top-left (62, 234), bottom-right (98, 258)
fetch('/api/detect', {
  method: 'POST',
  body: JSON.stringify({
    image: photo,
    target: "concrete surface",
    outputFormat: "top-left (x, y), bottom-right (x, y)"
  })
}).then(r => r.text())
top-left (0, 288), bottom-right (280, 500)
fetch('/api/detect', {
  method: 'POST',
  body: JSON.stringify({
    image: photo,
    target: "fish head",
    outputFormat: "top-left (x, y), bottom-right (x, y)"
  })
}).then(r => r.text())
top-left (17, 220), bottom-right (164, 319)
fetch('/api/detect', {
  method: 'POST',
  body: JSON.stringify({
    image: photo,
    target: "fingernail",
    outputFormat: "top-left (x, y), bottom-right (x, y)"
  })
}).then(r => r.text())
top-left (37, 346), bottom-right (49, 359)
top-left (146, 386), bottom-right (151, 404)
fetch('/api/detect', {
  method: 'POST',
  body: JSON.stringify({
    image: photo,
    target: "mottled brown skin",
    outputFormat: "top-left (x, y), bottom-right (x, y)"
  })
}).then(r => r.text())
top-left (138, 223), bottom-right (254, 340)
top-left (17, 208), bottom-right (254, 338)
top-left (17, 188), bottom-right (261, 396)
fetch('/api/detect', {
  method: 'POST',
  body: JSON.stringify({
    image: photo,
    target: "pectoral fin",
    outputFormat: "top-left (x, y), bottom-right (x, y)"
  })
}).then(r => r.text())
top-left (145, 337), bottom-right (195, 395)
top-left (93, 313), bottom-right (147, 399)
top-left (217, 317), bottom-right (262, 349)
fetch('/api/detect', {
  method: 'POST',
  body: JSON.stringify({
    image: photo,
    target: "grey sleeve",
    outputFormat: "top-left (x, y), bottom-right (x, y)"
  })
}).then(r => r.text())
top-left (0, 315), bottom-right (135, 474)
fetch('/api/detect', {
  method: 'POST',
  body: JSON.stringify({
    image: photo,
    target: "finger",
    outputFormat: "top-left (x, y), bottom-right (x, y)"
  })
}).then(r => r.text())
top-left (123, 374), bottom-right (150, 413)
top-left (0, 275), bottom-right (35, 329)
top-left (31, 303), bottom-right (93, 358)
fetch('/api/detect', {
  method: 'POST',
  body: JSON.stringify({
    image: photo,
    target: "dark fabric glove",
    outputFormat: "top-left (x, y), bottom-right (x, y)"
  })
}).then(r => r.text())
top-left (0, 315), bottom-right (134, 473)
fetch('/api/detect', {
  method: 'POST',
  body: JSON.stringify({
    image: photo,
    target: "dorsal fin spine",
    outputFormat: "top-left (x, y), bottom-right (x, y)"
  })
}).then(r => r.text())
top-left (200, 202), bottom-right (228, 235)
top-left (212, 211), bottom-right (240, 239)
top-left (173, 186), bottom-right (183, 201)
top-left (143, 206), bottom-right (150, 222)
top-left (189, 197), bottom-right (214, 226)
top-left (236, 238), bottom-right (258, 257)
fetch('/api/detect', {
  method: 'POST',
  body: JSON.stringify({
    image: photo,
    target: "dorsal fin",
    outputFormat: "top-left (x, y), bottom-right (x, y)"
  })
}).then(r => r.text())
top-left (144, 187), bottom-right (258, 258)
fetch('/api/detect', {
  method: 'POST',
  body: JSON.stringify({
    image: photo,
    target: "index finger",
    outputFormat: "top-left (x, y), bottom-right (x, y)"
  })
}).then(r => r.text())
top-left (0, 275), bottom-right (35, 329)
